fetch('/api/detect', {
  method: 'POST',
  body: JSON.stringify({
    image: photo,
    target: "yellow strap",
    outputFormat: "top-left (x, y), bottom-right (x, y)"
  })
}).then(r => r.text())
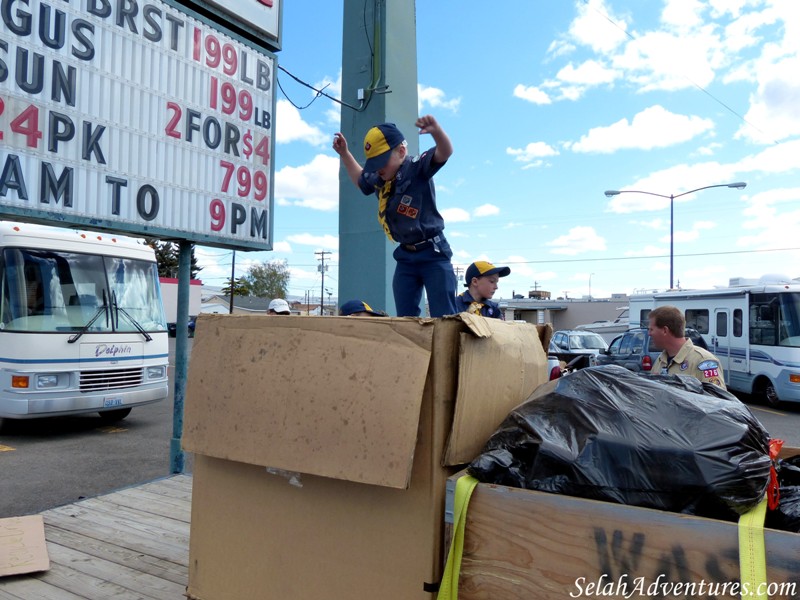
top-left (437, 475), bottom-right (479, 600)
top-left (738, 496), bottom-right (768, 600)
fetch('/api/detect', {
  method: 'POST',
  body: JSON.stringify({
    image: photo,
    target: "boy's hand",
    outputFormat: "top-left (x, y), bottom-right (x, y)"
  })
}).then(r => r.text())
top-left (332, 133), bottom-right (349, 156)
top-left (415, 115), bottom-right (440, 135)
top-left (416, 115), bottom-right (453, 163)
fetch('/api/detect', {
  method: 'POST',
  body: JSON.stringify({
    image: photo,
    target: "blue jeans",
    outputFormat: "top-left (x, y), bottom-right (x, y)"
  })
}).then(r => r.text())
top-left (392, 237), bottom-right (458, 317)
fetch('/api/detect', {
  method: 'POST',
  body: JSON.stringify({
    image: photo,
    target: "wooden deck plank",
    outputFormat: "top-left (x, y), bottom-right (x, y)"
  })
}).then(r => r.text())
top-left (43, 525), bottom-right (188, 585)
top-left (0, 474), bottom-right (192, 599)
top-left (37, 541), bottom-right (187, 599)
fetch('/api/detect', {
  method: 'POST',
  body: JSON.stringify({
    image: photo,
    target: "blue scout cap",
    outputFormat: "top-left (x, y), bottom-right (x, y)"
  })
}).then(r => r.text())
top-left (465, 261), bottom-right (511, 287)
top-left (363, 123), bottom-right (405, 172)
top-left (340, 299), bottom-right (387, 317)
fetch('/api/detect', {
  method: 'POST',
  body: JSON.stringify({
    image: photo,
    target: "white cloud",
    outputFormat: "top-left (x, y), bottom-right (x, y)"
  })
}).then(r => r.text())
top-left (285, 233), bottom-right (339, 251)
top-left (274, 154), bottom-right (339, 211)
top-left (568, 0), bottom-right (630, 54)
top-left (736, 56), bottom-right (800, 143)
top-left (440, 207), bottom-right (471, 222)
top-left (506, 142), bottom-right (559, 163)
top-left (418, 85), bottom-right (461, 112)
top-left (555, 60), bottom-right (618, 86)
top-left (275, 100), bottom-right (329, 146)
top-left (547, 226), bottom-right (607, 255)
top-left (661, 0), bottom-right (705, 29)
top-left (513, 84), bottom-right (551, 105)
top-left (473, 204), bottom-right (500, 217)
top-left (272, 241), bottom-right (292, 253)
top-left (570, 105), bottom-right (715, 153)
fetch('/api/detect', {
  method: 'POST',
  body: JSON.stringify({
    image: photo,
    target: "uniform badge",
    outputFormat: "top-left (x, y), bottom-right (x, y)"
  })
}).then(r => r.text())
top-left (698, 359), bottom-right (720, 379)
top-left (680, 361), bottom-right (688, 370)
top-left (697, 360), bottom-right (719, 370)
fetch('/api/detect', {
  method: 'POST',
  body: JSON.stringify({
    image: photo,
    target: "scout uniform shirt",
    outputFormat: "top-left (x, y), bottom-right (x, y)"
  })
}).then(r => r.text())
top-left (358, 147), bottom-right (446, 245)
top-left (455, 290), bottom-right (505, 320)
top-left (652, 339), bottom-right (727, 389)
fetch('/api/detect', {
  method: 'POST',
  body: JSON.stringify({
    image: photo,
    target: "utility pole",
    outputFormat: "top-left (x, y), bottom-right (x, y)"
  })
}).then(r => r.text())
top-left (316, 250), bottom-right (331, 315)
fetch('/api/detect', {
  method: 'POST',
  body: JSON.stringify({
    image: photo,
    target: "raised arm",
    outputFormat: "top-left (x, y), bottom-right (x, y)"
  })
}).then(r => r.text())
top-left (333, 133), bottom-right (364, 187)
top-left (416, 115), bottom-right (453, 164)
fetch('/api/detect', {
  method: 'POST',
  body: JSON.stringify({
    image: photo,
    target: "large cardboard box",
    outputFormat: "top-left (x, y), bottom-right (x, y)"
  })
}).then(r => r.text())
top-left (182, 314), bottom-right (548, 600)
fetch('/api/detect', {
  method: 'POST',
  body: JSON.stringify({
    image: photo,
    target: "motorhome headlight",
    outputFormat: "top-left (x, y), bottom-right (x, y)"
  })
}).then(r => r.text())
top-left (146, 365), bottom-right (166, 380)
top-left (36, 375), bottom-right (60, 388)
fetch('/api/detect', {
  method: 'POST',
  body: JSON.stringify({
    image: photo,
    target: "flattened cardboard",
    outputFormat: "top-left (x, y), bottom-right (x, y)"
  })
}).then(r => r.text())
top-left (0, 516), bottom-right (49, 577)
top-left (443, 316), bottom-right (547, 465)
top-left (183, 315), bottom-right (435, 489)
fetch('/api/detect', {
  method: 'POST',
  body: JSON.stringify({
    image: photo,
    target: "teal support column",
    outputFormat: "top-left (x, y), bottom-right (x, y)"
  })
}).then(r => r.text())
top-left (170, 241), bottom-right (191, 474)
top-left (338, 0), bottom-right (419, 316)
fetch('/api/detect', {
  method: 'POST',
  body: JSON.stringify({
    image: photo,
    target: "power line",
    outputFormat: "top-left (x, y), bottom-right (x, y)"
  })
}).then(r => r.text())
top-left (502, 246), bottom-right (800, 266)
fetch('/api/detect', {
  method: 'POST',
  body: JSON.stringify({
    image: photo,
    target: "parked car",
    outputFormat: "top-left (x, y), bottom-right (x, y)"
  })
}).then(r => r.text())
top-left (548, 331), bottom-right (607, 373)
top-left (167, 316), bottom-right (196, 338)
top-left (597, 327), bottom-right (708, 373)
top-left (551, 330), bottom-right (609, 355)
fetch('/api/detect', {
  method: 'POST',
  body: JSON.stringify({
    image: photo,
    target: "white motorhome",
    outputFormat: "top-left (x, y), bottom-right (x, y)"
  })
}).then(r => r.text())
top-left (0, 222), bottom-right (169, 424)
top-left (628, 275), bottom-right (800, 406)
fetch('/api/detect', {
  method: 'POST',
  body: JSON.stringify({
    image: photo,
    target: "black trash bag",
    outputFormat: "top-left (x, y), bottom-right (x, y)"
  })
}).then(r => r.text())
top-left (766, 455), bottom-right (800, 533)
top-left (468, 365), bottom-right (771, 521)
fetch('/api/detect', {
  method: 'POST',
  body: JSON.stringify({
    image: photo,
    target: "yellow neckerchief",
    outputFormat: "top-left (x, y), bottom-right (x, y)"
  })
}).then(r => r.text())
top-left (377, 179), bottom-right (395, 241)
top-left (468, 301), bottom-right (484, 316)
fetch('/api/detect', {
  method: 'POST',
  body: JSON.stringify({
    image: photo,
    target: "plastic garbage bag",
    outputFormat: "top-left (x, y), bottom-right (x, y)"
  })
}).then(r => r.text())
top-left (468, 365), bottom-right (771, 521)
top-left (766, 455), bottom-right (800, 532)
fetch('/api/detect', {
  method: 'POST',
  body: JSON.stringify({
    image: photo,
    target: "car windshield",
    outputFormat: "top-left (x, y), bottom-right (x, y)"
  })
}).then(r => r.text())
top-left (569, 333), bottom-right (607, 350)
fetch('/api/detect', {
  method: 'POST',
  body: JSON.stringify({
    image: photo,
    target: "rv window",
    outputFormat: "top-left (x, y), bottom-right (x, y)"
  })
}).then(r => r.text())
top-left (685, 309), bottom-right (709, 334)
top-left (716, 312), bottom-right (728, 337)
top-left (733, 309), bottom-right (743, 337)
top-left (639, 309), bottom-right (650, 326)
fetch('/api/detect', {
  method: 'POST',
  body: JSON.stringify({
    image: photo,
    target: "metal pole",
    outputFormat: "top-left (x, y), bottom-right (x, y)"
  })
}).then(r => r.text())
top-left (170, 241), bottom-right (191, 474)
top-left (228, 250), bottom-right (235, 314)
top-left (669, 194), bottom-right (674, 290)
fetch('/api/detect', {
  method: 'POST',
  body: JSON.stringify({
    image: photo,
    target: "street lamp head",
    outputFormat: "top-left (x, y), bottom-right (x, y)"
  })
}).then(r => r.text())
top-left (604, 190), bottom-right (620, 198)
top-left (728, 182), bottom-right (747, 190)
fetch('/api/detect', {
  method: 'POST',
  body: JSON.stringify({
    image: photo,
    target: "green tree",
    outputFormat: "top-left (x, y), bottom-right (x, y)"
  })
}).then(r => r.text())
top-left (222, 276), bottom-right (251, 297)
top-left (244, 260), bottom-right (290, 299)
top-left (144, 239), bottom-right (202, 279)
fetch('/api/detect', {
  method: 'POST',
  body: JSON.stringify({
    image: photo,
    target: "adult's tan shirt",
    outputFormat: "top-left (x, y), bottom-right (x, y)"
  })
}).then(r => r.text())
top-left (652, 339), bottom-right (727, 390)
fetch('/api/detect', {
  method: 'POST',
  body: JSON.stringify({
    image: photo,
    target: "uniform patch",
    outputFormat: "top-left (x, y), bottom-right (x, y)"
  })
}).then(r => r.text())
top-left (680, 361), bottom-right (689, 370)
top-left (698, 360), bottom-right (720, 370)
top-left (400, 195), bottom-right (412, 205)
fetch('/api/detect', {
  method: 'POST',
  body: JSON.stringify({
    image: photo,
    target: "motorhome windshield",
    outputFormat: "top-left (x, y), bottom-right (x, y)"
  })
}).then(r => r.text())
top-left (750, 292), bottom-right (800, 348)
top-left (0, 248), bottom-right (166, 334)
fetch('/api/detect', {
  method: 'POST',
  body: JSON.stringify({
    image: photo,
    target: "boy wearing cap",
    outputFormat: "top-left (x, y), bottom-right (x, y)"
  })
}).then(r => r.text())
top-left (332, 115), bottom-right (458, 318)
top-left (455, 261), bottom-right (510, 320)
top-left (339, 299), bottom-right (387, 317)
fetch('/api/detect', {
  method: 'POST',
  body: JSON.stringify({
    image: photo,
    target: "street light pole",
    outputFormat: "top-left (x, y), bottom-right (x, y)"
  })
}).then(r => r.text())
top-left (604, 182), bottom-right (747, 290)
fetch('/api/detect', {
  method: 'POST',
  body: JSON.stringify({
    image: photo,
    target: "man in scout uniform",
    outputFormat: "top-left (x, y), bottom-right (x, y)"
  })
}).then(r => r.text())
top-left (332, 116), bottom-right (458, 318)
top-left (648, 305), bottom-right (726, 389)
top-left (455, 261), bottom-right (510, 320)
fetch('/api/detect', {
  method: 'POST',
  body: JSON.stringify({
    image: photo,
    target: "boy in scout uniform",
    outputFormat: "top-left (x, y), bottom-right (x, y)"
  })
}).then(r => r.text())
top-left (455, 261), bottom-right (510, 319)
top-left (333, 116), bottom-right (457, 318)
top-left (648, 305), bottom-right (727, 389)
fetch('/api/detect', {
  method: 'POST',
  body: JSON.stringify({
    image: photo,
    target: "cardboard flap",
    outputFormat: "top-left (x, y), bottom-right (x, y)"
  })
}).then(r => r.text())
top-left (0, 516), bottom-right (50, 577)
top-left (443, 319), bottom-right (546, 465)
top-left (183, 316), bottom-right (434, 489)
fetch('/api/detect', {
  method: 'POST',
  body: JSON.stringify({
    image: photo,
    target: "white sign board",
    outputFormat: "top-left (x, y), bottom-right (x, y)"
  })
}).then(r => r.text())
top-left (203, 0), bottom-right (281, 46)
top-left (0, 0), bottom-right (276, 250)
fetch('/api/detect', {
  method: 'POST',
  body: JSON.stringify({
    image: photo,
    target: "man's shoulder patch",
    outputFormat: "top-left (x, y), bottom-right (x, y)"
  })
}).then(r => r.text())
top-left (697, 359), bottom-right (720, 370)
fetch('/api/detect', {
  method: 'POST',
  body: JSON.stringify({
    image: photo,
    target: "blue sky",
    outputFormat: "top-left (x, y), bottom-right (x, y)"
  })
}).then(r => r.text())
top-left (195, 0), bottom-right (800, 305)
